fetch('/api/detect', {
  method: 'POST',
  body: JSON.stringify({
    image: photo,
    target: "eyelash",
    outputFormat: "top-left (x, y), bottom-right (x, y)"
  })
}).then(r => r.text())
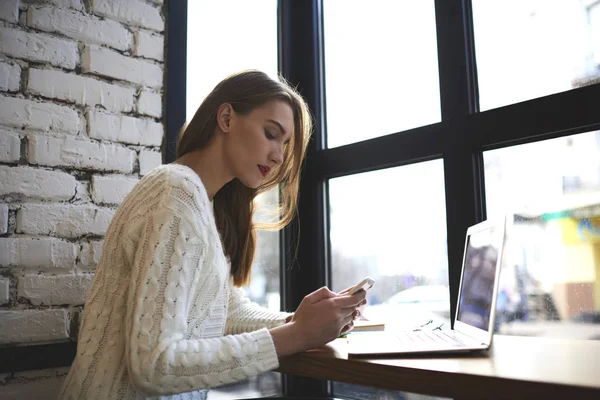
top-left (264, 129), bottom-right (276, 140)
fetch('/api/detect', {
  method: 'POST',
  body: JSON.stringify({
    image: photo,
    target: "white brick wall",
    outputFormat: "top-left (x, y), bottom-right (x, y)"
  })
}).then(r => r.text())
top-left (134, 30), bottom-right (164, 61)
top-left (91, 175), bottom-right (138, 204)
top-left (0, 309), bottom-right (69, 343)
top-left (0, 237), bottom-right (77, 268)
top-left (91, 0), bottom-right (164, 32)
top-left (0, 165), bottom-right (76, 200)
top-left (17, 204), bottom-right (115, 237)
top-left (0, 278), bottom-right (9, 305)
top-left (83, 45), bottom-right (163, 88)
top-left (137, 90), bottom-right (162, 118)
top-left (27, 68), bottom-right (136, 113)
top-left (0, 128), bottom-right (20, 163)
top-left (0, 0), bottom-right (19, 24)
top-left (28, 6), bottom-right (132, 51)
top-left (88, 110), bottom-right (163, 146)
top-left (0, 204), bottom-right (7, 235)
top-left (0, 61), bottom-right (20, 92)
top-left (0, 96), bottom-right (80, 134)
top-left (28, 135), bottom-right (135, 172)
top-left (79, 239), bottom-right (104, 267)
top-left (0, 27), bottom-right (78, 69)
top-left (19, 273), bottom-right (93, 305)
top-left (0, 0), bottom-right (164, 359)
top-left (139, 149), bottom-right (162, 175)
top-left (22, 0), bottom-right (84, 11)
top-left (0, 368), bottom-right (69, 400)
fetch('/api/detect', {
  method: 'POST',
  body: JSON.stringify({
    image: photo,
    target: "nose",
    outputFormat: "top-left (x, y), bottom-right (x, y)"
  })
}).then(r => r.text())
top-left (270, 144), bottom-right (284, 166)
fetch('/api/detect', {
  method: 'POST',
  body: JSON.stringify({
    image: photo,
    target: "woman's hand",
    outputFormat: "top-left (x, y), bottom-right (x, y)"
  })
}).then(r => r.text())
top-left (293, 286), bottom-right (366, 348)
top-left (270, 286), bottom-right (366, 357)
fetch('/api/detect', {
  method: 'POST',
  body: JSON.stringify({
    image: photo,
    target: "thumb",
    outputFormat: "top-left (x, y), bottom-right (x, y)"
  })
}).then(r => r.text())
top-left (305, 286), bottom-right (336, 304)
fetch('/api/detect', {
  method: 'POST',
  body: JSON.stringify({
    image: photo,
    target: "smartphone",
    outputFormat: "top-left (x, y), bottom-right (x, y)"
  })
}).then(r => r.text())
top-left (347, 277), bottom-right (375, 295)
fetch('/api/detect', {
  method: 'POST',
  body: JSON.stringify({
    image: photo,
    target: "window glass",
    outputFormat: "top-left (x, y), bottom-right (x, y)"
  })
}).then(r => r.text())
top-left (329, 161), bottom-right (449, 329)
top-left (186, 0), bottom-right (278, 120)
top-left (323, 0), bottom-right (441, 148)
top-left (484, 130), bottom-right (600, 340)
top-left (329, 161), bottom-right (448, 399)
top-left (187, 1), bottom-right (282, 398)
top-left (473, 0), bottom-right (600, 111)
top-left (332, 381), bottom-right (450, 400)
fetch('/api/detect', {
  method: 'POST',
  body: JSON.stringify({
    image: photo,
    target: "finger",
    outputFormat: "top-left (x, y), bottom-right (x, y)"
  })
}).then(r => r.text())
top-left (338, 286), bottom-right (355, 295)
top-left (341, 307), bottom-right (360, 319)
top-left (333, 292), bottom-right (366, 308)
top-left (341, 313), bottom-right (355, 327)
top-left (305, 286), bottom-right (336, 304)
top-left (341, 321), bottom-right (354, 334)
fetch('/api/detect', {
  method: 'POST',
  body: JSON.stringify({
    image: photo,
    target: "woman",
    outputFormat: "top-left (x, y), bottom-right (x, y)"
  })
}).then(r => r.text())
top-left (58, 70), bottom-right (366, 399)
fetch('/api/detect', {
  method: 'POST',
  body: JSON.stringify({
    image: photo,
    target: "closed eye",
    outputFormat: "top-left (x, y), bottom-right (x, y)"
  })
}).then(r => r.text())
top-left (264, 129), bottom-right (276, 140)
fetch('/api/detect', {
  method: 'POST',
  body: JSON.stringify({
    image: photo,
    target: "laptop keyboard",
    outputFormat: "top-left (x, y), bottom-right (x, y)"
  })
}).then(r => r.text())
top-left (396, 329), bottom-right (467, 347)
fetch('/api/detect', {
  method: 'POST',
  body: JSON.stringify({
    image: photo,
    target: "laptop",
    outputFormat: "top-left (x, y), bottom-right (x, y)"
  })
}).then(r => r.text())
top-left (347, 218), bottom-right (506, 356)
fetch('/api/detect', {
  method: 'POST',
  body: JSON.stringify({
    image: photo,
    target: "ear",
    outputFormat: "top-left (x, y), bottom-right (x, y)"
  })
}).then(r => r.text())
top-left (216, 103), bottom-right (233, 133)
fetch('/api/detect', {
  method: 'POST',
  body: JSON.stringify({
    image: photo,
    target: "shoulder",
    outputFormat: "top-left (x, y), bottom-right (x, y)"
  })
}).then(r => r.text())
top-left (130, 164), bottom-right (213, 221)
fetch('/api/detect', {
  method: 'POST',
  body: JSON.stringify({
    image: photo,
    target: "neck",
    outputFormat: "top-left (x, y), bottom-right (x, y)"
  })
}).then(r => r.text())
top-left (174, 139), bottom-right (233, 200)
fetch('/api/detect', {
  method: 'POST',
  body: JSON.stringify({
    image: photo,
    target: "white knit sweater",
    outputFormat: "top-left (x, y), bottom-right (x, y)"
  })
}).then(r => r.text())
top-left (58, 164), bottom-right (291, 400)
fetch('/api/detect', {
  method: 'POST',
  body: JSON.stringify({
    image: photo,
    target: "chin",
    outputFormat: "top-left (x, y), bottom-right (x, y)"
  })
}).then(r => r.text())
top-left (238, 176), bottom-right (261, 189)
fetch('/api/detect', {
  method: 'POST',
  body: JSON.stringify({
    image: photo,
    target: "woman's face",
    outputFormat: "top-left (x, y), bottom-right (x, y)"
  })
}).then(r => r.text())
top-left (223, 99), bottom-right (294, 189)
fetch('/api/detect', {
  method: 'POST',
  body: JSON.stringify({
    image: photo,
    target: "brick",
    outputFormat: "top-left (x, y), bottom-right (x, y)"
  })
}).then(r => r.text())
top-left (88, 110), bottom-right (163, 146)
top-left (0, 0), bottom-right (18, 24)
top-left (17, 204), bottom-right (115, 238)
top-left (19, 273), bottom-right (93, 305)
top-left (79, 239), bottom-right (103, 267)
top-left (0, 96), bottom-right (79, 134)
top-left (74, 180), bottom-right (92, 203)
top-left (0, 128), bottom-right (20, 163)
top-left (134, 30), bottom-right (163, 61)
top-left (0, 204), bottom-right (7, 235)
top-left (83, 45), bottom-right (163, 88)
top-left (0, 165), bottom-right (76, 200)
top-left (28, 68), bottom-right (135, 113)
top-left (139, 150), bottom-right (161, 175)
top-left (0, 27), bottom-right (77, 69)
top-left (91, 0), bottom-right (164, 32)
top-left (28, 135), bottom-right (135, 172)
top-left (91, 175), bottom-right (138, 204)
top-left (0, 309), bottom-right (69, 344)
top-left (28, 6), bottom-right (132, 51)
top-left (0, 61), bottom-right (20, 91)
top-left (22, 0), bottom-right (84, 11)
top-left (0, 373), bottom-right (68, 399)
top-left (137, 90), bottom-right (162, 118)
top-left (0, 237), bottom-right (78, 268)
top-left (0, 278), bottom-right (8, 305)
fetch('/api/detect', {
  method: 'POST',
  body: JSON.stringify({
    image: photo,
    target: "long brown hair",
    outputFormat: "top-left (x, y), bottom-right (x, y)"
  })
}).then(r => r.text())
top-left (177, 70), bottom-right (312, 286)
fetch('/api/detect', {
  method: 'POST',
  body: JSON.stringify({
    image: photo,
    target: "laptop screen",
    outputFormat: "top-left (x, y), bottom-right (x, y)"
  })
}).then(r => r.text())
top-left (456, 226), bottom-right (501, 331)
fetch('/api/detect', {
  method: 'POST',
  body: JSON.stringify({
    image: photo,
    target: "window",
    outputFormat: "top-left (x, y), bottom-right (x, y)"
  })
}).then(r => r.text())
top-left (186, 0), bottom-right (278, 119)
top-left (485, 130), bottom-right (600, 339)
top-left (473, 0), bottom-right (600, 111)
top-left (186, 1), bottom-right (282, 398)
top-left (323, 0), bottom-right (441, 148)
top-left (329, 161), bottom-right (449, 329)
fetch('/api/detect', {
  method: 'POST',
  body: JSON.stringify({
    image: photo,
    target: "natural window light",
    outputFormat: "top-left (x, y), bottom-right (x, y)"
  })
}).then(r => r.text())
top-left (473, 0), bottom-right (600, 111)
top-left (485, 129), bottom-right (600, 340)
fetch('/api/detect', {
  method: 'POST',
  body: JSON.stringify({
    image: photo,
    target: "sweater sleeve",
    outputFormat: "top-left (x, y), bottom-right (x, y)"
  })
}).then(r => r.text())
top-left (225, 281), bottom-right (293, 335)
top-left (125, 193), bottom-right (279, 397)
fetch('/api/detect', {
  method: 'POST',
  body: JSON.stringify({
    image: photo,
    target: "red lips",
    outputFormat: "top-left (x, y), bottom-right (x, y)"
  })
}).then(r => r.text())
top-left (258, 165), bottom-right (270, 177)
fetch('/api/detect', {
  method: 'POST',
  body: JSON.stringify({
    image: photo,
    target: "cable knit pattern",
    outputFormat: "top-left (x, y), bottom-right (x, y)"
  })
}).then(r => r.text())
top-left (58, 164), bottom-right (291, 400)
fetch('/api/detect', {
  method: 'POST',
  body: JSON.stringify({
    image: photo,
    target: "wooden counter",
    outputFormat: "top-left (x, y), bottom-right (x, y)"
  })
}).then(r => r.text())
top-left (277, 334), bottom-right (600, 399)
